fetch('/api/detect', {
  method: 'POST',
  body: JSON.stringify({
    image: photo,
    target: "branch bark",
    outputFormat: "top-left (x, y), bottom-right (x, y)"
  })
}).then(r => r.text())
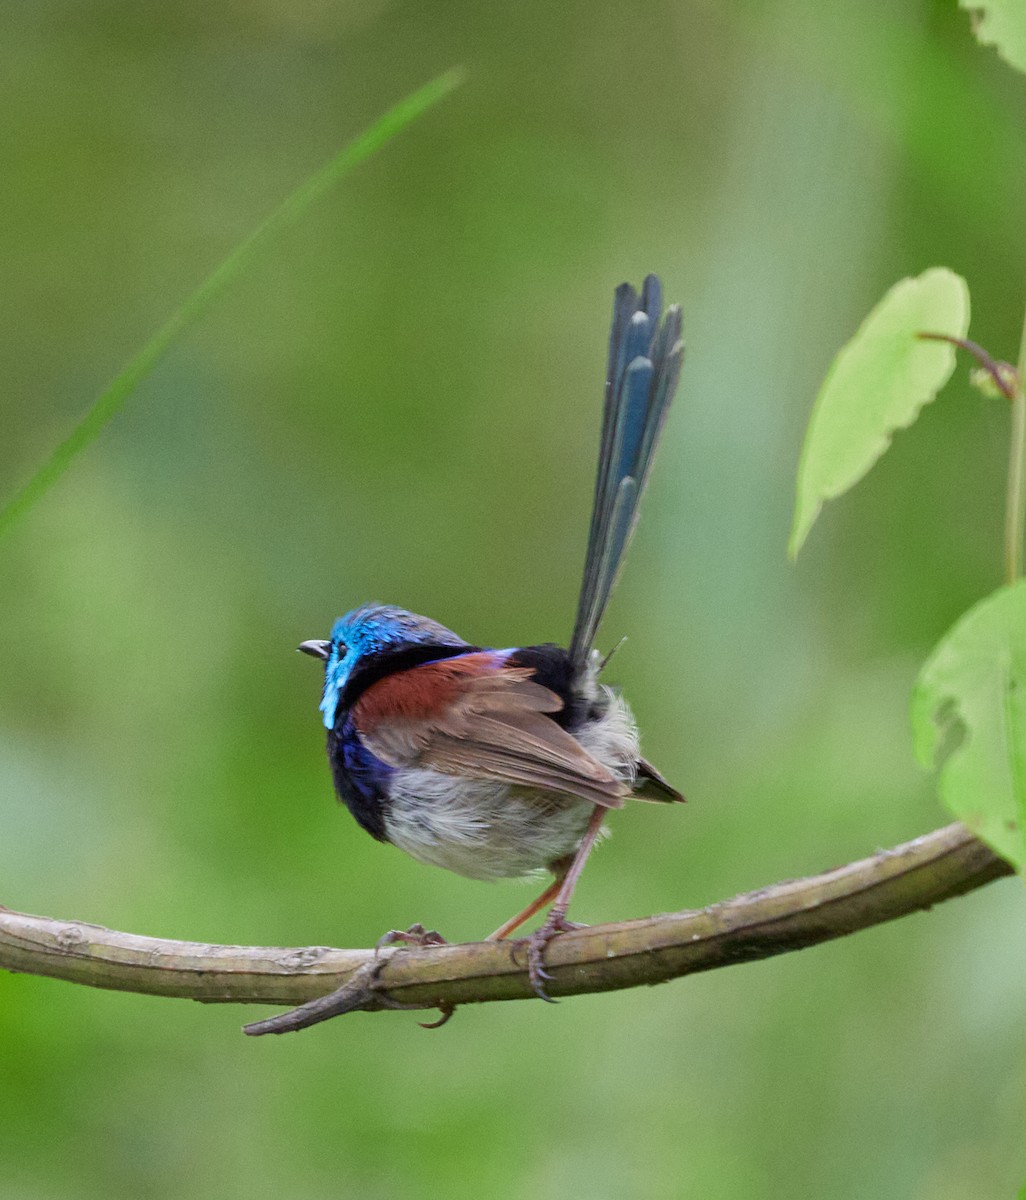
top-left (0, 822), bottom-right (1011, 1034)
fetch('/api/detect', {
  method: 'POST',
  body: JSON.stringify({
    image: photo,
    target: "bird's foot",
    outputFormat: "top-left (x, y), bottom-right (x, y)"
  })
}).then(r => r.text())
top-left (374, 924), bottom-right (455, 1029)
top-left (524, 912), bottom-right (587, 1003)
top-left (375, 923), bottom-right (449, 953)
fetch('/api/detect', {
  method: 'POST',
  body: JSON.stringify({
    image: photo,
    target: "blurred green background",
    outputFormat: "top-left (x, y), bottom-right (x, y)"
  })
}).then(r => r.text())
top-left (2, 2), bottom-right (1026, 1197)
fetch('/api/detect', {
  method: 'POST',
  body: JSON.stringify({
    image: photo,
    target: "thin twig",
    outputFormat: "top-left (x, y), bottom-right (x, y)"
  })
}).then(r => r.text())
top-left (0, 822), bottom-right (1011, 1033)
top-left (241, 959), bottom-right (420, 1036)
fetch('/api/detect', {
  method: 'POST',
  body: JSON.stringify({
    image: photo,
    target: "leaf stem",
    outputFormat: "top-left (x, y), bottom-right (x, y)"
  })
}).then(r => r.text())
top-left (916, 332), bottom-right (1016, 400)
top-left (0, 67), bottom-right (464, 541)
top-left (1005, 304), bottom-right (1026, 584)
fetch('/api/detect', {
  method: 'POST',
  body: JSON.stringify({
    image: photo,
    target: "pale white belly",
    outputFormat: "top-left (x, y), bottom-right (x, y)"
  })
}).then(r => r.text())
top-left (382, 687), bottom-right (639, 881)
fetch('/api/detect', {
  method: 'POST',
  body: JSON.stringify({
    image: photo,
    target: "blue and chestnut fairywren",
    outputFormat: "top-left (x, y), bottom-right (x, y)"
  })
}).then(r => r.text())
top-left (301, 276), bottom-right (685, 999)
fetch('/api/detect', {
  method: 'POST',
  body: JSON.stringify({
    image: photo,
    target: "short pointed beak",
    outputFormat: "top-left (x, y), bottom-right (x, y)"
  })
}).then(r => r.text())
top-left (298, 639), bottom-right (331, 661)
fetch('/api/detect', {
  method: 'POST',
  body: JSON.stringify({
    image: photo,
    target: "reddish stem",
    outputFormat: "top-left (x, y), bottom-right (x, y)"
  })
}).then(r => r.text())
top-left (916, 332), bottom-right (1017, 400)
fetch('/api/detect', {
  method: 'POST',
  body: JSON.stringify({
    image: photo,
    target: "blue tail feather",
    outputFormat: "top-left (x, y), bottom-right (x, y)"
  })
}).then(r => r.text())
top-left (569, 275), bottom-right (684, 672)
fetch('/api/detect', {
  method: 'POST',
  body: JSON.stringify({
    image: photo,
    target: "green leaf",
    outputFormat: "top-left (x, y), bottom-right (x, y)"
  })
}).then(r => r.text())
top-left (0, 66), bottom-right (465, 542)
top-left (911, 580), bottom-right (1026, 870)
top-left (789, 268), bottom-right (970, 558)
top-left (960, 0), bottom-right (1026, 77)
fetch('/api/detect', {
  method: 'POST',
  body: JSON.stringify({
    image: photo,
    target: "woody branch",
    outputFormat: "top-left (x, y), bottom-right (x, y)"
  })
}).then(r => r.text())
top-left (0, 821), bottom-right (1010, 1034)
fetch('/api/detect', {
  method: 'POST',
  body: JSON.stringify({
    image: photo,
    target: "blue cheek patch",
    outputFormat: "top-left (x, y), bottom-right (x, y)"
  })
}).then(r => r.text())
top-left (319, 644), bottom-right (349, 729)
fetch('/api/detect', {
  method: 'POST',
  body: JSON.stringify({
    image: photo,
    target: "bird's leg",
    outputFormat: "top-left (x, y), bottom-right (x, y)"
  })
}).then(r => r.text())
top-left (526, 803), bottom-right (607, 1002)
top-left (486, 875), bottom-right (565, 942)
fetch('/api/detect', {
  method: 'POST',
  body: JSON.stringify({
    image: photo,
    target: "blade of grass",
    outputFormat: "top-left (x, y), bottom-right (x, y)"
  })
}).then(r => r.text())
top-left (0, 66), bottom-right (465, 541)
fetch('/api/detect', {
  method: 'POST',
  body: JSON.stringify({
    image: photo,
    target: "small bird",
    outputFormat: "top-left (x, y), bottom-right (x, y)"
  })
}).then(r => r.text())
top-left (300, 275), bottom-right (685, 1000)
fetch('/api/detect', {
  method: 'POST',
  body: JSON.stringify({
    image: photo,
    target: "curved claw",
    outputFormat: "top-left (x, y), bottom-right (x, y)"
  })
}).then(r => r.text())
top-left (525, 913), bottom-right (587, 1002)
top-left (419, 1005), bottom-right (456, 1030)
top-left (526, 936), bottom-right (559, 1003)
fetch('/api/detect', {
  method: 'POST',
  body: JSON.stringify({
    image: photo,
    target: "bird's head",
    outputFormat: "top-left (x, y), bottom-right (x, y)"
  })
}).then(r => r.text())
top-left (299, 603), bottom-right (469, 729)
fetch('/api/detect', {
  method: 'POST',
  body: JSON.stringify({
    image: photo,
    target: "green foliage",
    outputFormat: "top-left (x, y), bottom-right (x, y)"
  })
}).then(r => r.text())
top-left (911, 581), bottom-right (1026, 868)
top-left (791, 266), bottom-right (1026, 878)
top-left (789, 268), bottom-right (970, 558)
top-left (961, 0), bottom-right (1026, 76)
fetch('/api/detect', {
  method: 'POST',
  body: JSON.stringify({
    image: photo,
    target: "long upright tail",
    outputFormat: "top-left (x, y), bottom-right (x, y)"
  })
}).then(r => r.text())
top-left (568, 275), bottom-right (684, 673)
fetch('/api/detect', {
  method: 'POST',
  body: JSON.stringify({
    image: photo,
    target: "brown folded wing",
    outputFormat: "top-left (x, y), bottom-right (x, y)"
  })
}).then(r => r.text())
top-left (351, 654), bottom-right (628, 808)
